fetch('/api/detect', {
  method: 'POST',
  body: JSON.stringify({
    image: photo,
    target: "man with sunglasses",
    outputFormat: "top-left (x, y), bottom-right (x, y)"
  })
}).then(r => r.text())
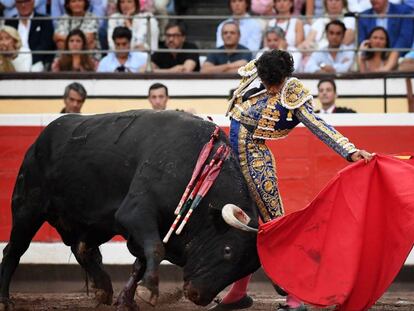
top-left (150, 21), bottom-right (200, 72)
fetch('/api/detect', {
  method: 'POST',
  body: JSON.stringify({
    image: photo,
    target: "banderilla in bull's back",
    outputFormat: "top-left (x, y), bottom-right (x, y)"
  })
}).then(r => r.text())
top-left (163, 131), bottom-right (230, 243)
top-left (174, 126), bottom-right (220, 215)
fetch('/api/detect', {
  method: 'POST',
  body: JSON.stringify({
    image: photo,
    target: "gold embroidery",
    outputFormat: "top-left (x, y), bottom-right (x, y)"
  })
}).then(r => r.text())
top-left (298, 105), bottom-right (357, 153)
top-left (236, 126), bottom-right (284, 221)
top-left (237, 127), bottom-right (272, 221)
top-left (280, 77), bottom-right (313, 110)
top-left (229, 93), bottom-right (267, 127)
top-left (253, 128), bottom-right (291, 140)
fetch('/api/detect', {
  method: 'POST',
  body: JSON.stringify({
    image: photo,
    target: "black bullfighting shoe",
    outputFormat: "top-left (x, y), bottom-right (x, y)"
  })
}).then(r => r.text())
top-left (208, 295), bottom-right (254, 310)
top-left (276, 303), bottom-right (308, 311)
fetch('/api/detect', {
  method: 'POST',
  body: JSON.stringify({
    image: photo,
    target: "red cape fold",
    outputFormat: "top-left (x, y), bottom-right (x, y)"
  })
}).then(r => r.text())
top-left (257, 154), bottom-right (414, 311)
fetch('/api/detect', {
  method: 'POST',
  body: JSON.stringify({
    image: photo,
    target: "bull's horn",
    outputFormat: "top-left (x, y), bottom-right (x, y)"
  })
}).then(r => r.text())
top-left (222, 204), bottom-right (258, 232)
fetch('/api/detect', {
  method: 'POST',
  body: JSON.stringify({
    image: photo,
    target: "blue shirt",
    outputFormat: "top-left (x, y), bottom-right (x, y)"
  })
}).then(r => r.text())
top-left (304, 45), bottom-right (355, 73)
top-left (97, 52), bottom-right (147, 73)
top-left (206, 44), bottom-right (252, 65)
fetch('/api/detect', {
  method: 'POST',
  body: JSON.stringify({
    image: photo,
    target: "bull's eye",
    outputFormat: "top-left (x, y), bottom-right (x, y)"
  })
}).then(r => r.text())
top-left (223, 246), bottom-right (232, 260)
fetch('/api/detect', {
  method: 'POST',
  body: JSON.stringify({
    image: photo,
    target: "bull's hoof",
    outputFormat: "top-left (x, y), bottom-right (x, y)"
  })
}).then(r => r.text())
top-left (0, 298), bottom-right (14, 311)
top-left (114, 293), bottom-right (139, 311)
top-left (94, 288), bottom-right (113, 305)
top-left (136, 284), bottom-right (158, 306)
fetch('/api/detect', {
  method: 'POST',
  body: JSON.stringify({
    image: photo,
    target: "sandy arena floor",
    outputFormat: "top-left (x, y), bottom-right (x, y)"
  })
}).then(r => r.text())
top-left (6, 280), bottom-right (414, 310)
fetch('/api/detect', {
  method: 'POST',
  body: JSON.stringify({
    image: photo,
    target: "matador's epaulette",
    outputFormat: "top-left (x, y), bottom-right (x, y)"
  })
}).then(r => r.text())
top-left (226, 60), bottom-right (258, 116)
top-left (280, 77), bottom-right (313, 110)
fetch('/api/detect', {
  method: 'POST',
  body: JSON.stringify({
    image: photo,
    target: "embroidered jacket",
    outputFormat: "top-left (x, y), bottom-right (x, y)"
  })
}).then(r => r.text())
top-left (229, 76), bottom-right (358, 160)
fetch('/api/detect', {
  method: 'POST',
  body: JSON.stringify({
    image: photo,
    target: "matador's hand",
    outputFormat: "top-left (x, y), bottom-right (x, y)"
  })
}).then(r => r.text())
top-left (351, 150), bottom-right (375, 163)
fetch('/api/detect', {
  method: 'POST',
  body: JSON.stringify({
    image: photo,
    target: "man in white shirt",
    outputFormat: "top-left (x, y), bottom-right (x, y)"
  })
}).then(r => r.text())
top-left (305, 20), bottom-right (354, 73)
top-left (97, 26), bottom-right (147, 73)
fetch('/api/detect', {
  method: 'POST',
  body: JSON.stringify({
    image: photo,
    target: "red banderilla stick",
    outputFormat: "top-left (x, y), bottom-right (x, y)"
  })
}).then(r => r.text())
top-left (163, 144), bottom-right (225, 243)
top-left (174, 126), bottom-right (220, 215)
top-left (175, 146), bottom-right (231, 235)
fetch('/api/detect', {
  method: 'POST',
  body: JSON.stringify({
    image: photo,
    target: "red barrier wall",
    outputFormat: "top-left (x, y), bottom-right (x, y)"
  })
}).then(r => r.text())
top-left (1, 123), bottom-right (413, 242)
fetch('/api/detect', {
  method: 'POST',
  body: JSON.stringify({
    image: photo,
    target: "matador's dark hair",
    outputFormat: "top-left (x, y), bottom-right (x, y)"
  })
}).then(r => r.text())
top-left (256, 50), bottom-right (294, 86)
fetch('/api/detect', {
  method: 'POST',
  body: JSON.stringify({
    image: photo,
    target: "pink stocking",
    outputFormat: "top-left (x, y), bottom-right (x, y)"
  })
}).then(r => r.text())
top-left (286, 294), bottom-right (302, 308)
top-left (220, 274), bottom-right (252, 304)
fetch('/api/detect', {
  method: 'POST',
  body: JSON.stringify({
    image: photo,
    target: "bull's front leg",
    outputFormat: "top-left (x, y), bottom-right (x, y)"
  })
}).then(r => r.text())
top-left (115, 193), bottom-right (166, 308)
top-left (115, 259), bottom-right (145, 311)
top-left (137, 238), bottom-right (165, 306)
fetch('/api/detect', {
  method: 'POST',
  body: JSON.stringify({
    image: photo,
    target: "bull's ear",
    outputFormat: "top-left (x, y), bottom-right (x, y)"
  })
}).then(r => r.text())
top-left (208, 205), bottom-right (229, 234)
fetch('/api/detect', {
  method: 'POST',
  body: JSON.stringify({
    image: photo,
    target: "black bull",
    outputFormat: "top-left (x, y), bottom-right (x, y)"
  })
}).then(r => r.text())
top-left (0, 110), bottom-right (261, 309)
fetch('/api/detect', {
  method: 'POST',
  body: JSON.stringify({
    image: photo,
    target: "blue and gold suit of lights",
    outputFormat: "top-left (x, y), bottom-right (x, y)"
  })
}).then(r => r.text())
top-left (229, 76), bottom-right (358, 222)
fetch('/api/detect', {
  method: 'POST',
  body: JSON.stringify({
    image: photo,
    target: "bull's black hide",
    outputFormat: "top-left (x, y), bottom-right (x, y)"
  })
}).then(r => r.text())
top-left (0, 110), bottom-right (260, 310)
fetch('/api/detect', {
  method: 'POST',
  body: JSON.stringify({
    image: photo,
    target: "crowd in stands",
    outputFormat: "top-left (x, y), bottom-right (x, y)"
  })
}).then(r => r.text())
top-left (0, 0), bottom-right (413, 73)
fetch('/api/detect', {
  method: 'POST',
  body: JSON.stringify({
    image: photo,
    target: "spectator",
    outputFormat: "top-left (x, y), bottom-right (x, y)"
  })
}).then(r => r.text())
top-left (304, 20), bottom-right (354, 73)
top-left (139, 0), bottom-right (155, 12)
top-left (300, 0), bottom-right (355, 50)
top-left (51, 0), bottom-right (107, 24)
top-left (5, 0), bottom-right (55, 71)
top-left (108, 0), bottom-right (159, 51)
top-left (52, 29), bottom-right (98, 72)
top-left (216, 0), bottom-right (262, 52)
top-left (51, 0), bottom-right (108, 50)
top-left (0, 25), bottom-right (32, 71)
top-left (148, 82), bottom-right (168, 110)
top-left (358, 0), bottom-right (413, 54)
top-left (268, 0), bottom-right (305, 47)
top-left (256, 26), bottom-right (302, 71)
top-left (251, 0), bottom-right (274, 30)
top-left (0, 0), bottom-right (46, 17)
top-left (97, 26), bottom-right (147, 72)
top-left (251, 0), bottom-right (273, 14)
top-left (61, 82), bottom-right (87, 113)
top-left (201, 21), bottom-right (252, 73)
top-left (54, 0), bottom-right (99, 51)
top-left (316, 79), bottom-right (356, 113)
top-left (150, 21), bottom-right (200, 72)
top-left (357, 26), bottom-right (398, 72)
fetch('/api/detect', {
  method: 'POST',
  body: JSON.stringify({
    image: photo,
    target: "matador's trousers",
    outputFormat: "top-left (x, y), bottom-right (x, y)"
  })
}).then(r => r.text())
top-left (229, 120), bottom-right (284, 222)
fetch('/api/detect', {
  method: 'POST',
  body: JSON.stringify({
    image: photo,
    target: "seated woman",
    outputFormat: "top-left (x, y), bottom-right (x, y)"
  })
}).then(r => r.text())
top-left (299, 0), bottom-right (355, 50)
top-left (108, 0), bottom-right (159, 51)
top-left (267, 0), bottom-right (305, 48)
top-left (0, 25), bottom-right (32, 72)
top-left (52, 29), bottom-right (98, 72)
top-left (357, 26), bottom-right (398, 73)
top-left (54, 0), bottom-right (99, 51)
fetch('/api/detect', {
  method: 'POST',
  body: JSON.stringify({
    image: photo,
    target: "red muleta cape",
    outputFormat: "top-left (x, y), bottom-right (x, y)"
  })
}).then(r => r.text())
top-left (257, 154), bottom-right (414, 311)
